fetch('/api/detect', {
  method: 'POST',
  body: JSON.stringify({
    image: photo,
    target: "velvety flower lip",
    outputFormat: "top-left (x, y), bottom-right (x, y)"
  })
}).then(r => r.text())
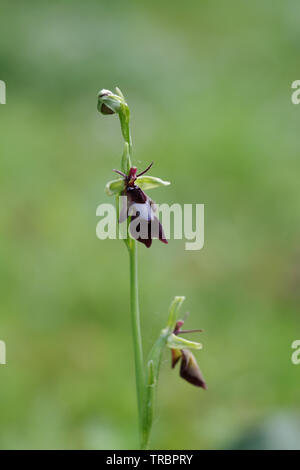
top-left (180, 349), bottom-right (207, 389)
top-left (170, 319), bottom-right (207, 389)
top-left (113, 163), bottom-right (168, 248)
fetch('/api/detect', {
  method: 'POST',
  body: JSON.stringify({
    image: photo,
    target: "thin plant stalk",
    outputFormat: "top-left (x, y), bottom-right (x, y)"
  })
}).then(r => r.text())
top-left (115, 100), bottom-right (145, 446)
top-left (128, 237), bottom-right (144, 444)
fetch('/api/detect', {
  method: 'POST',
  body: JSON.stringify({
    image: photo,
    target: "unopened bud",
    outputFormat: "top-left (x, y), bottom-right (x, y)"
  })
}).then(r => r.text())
top-left (97, 89), bottom-right (122, 115)
top-left (97, 87), bottom-right (131, 147)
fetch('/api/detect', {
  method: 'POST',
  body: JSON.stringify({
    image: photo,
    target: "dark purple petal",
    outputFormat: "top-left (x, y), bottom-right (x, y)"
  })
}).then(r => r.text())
top-left (119, 184), bottom-right (168, 248)
top-left (155, 216), bottom-right (168, 244)
top-left (147, 215), bottom-right (168, 244)
top-left (119, 187), bottom-right (147, 223)
top-left (129, 217), bottom-right (153, 248)
top-left (180, 349), bottom-right (207, 389)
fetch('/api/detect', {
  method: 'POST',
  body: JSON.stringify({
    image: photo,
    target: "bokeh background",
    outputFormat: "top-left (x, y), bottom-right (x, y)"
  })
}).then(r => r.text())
top-left (1, 0), bottom-right (300, 450)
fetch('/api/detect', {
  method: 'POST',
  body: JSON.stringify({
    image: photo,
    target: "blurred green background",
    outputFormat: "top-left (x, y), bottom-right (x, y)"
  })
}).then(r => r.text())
top-left (1, 0), bottom-right (300, 450)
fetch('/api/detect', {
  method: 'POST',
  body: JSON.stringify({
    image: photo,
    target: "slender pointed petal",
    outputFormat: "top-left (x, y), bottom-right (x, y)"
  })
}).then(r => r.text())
top-left (113, 169), bottom-right (127, 177)
top-left (136, 161), bottom-right (154, 177)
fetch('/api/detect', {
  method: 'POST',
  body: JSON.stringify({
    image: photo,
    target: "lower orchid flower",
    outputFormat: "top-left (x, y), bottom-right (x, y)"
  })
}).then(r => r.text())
top-left (168, 319), bottom-right (207, 389)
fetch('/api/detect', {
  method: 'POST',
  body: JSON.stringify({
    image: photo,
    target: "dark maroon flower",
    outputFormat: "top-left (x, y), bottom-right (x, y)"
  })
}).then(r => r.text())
top-left (171, 319), bottom-right (207, 389)
top-left (114, 163), bottom-right (168, 248)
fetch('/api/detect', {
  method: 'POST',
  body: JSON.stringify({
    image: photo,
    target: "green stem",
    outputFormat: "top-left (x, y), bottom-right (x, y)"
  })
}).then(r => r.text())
top-left (141, 296), bottom-right (186, 449)
top-left (128, 238), bottom-right (144, 446)
top-left (115, 89), bottom-right (143, 446)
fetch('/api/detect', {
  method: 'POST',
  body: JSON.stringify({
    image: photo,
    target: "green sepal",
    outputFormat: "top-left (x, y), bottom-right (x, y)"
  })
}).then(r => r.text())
top-left (136, 175), bottom-right (171, 191)
top-left (166, 296), bottom-right (185, 330)
top-left (105, 178), bottom-right (124, 196)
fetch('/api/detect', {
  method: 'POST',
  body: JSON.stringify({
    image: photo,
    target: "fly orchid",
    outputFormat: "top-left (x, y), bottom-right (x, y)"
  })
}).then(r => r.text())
top-left (110, 163), bottom-right (168, 247)
top-left (170, 318), bottom-right (207, 389)
top-left (97, 88), bottom-right (207, 449)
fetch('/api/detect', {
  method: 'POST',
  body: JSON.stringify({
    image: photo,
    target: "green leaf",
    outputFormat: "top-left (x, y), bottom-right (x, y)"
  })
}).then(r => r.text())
top-left (105, 178), bottom-right (124, 196)
top-left (136, 175), bottom-right (171, 191)
top-left (166, 333), bottom-right (203, 350)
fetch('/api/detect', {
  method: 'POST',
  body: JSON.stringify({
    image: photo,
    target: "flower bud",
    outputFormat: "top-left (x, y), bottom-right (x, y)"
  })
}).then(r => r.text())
top-left (97, 89), bottom-right (122, 115)
top-left (97, 87), bottom-right (131, 146)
